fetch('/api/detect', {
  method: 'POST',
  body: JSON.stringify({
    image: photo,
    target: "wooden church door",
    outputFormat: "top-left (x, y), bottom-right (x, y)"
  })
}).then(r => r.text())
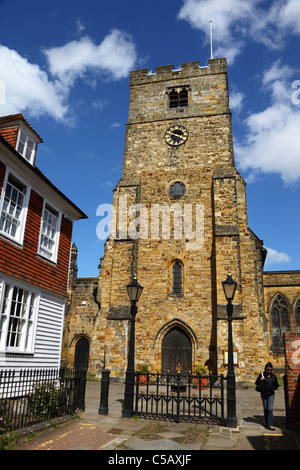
top-left (161, 327), bottom-right (192, 374)
top-left (74, 337), bottom-right (89, 371)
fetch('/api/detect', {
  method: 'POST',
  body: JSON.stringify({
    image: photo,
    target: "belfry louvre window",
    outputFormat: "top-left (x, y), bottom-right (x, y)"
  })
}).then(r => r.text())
top-left (173, 262), bottom-right (182, 295)
top-left (168, 87), bottom-right (189, 108)
top-left (271, 294), bottom-right (290, 349)
top-left (0, 283), bottom-right (37, 353)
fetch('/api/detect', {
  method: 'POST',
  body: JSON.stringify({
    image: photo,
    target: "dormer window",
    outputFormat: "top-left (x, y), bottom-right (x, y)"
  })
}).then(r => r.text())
top-left (16, 128), bottom-right (36, 164)
top-left (0, 114), bottom-right (42, 165)
top-left (168, 86), bottom-right (189, 109)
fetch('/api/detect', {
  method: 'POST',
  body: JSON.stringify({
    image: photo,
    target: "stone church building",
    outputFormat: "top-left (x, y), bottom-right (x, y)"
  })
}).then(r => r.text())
top-left (61, 58), bottom-right (300, 382)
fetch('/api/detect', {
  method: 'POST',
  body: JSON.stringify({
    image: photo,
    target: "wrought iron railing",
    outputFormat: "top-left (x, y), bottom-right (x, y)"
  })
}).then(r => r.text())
top-left (134, 371), bottom-right (225, 424)
top-left (0, 368), bottom-right (85, 434)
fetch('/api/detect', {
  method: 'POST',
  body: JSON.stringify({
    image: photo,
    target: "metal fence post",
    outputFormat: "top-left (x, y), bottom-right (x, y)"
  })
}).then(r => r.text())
top-left (99, 369), bottom-right (110, 415)
top-left (175, 371), bottom-right (181, 423)
top-left (77, 368), bottom-right (87, 411)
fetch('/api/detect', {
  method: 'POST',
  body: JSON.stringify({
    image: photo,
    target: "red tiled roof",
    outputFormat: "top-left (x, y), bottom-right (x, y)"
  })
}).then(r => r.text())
top-left (0, 126), bottom-right (19, 147)
top-left (0, 113), bottom-right (43, 142)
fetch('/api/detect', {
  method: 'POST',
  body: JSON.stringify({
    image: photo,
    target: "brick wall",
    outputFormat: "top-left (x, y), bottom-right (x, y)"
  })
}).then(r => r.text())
top-left (284, 332), bottom-right (300, 429)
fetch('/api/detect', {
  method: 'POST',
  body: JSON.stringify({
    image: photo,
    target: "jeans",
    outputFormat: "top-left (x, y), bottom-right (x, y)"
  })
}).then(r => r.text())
top-left (261, 394), bottom-right (275, 426)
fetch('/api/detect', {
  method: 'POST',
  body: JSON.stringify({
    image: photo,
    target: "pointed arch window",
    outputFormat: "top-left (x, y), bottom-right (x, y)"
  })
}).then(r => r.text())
top-left (295, 298), bottom-right (300, 333)
top-left (173, 262), bottom-right (182, 296)
top-left (271, 294), bottom-right (290, 349)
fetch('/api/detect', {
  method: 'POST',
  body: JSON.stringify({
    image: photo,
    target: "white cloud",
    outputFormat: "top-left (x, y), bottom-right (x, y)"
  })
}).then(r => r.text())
top-left (75, 19), bottom-right (86, 35)
top-left (229, 89), bottom-right (245, 113)
top-left (110, 122), bottom-right (121, 129)
top-left (271, 0), bottom-right (300, 35)
top-left (235, 61), bottom-right (300, 185)
top-left (0, 45), bottom-right (68, 120)
top-left (43, 29), bottom-right (137, 86)
top-left (178, 0), bottom-right (300, 63)
top-left (92, 99), bottom-right (109, 111)
top-left (178, 0), bottom-right (255, 63)
top-left (0, 29), bottom-right (137, 123)
top-left (265, 247), bottom-right (291, 266)
top-left (262, 61), bottom-right (296, 102)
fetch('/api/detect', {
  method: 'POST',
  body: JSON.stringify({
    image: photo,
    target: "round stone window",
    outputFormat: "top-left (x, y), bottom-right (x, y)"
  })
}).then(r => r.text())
top-left (169, 181), bottom-right (186, 199)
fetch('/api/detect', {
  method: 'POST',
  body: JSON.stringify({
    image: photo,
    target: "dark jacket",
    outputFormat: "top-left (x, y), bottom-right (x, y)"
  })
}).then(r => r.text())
top-left (255, 373), bottom-right (279, 398)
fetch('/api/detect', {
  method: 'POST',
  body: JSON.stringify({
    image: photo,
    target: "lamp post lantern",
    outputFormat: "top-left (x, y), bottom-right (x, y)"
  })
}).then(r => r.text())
top-left (122, 277), bottom-right (143, 418)
top-left (222, 273), bottom-right (238, 428)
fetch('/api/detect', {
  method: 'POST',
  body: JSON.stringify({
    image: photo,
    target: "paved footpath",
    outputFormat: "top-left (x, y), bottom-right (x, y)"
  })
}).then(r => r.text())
top-left (12, 380), bottom-right (300, 452)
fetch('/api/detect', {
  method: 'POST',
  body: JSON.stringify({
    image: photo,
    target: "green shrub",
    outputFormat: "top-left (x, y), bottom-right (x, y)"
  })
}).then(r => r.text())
top-left (195, 364), bottom-right (208, 375)
top-left (27, 382), bottom-right (67, 421)
top-left (0, 400), bottom-right (9, 435)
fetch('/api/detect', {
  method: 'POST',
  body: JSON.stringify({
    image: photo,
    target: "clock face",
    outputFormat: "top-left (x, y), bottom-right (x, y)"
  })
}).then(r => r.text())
top-left (164, 125), bottom-right (188, 147)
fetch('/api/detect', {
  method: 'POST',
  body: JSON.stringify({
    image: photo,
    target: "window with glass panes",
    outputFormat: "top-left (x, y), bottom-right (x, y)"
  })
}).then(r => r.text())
top-left (173, 262), bottom-right (182, 295)
top-left (0, 283), bottom-right (37, 353)
top-left (16, 129), bottom-right (36, 163)
top-left (0, 175), bottom-right (26, 241)
top-left (271, 294), bottom-right (290, 349)
top-left (39, 204), bottom-right (59, 260)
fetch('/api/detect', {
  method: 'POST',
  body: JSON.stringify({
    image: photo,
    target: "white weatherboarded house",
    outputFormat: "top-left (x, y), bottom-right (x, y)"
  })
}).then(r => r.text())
top-left (0, 114), bottom-right (86, 372)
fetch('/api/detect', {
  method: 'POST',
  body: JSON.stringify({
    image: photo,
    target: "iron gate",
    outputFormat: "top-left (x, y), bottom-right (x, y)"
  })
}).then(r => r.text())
top-left (134, 370), bottom-right (225, 424)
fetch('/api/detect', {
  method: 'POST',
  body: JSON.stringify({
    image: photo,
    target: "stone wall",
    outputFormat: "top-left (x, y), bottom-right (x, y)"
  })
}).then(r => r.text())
top-left (263, 271), bottom-right (300, 371)
top-left (61, 275), bottom-right (101, 371)
top-left (62, 59), bottom-right (300, 384)
top-left (91, 58), bottom-right (270, 381)
top-left (62, 265), bottom-right (300, 382)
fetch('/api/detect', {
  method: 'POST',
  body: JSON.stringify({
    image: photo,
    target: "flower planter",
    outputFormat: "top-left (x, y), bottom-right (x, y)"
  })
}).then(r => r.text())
top-left (196, 376), bottom-right (208, 390)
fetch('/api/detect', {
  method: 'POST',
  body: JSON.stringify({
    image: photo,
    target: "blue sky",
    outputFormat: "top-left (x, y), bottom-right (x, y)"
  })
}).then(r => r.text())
top-left (0, 0), bottom-right (299, 277)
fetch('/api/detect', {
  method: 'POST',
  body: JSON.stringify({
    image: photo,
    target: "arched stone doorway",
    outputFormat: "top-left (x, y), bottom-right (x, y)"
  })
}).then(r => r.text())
top-left (161, 327), bottom-right (192, 374)
top-left (74, 337), bottom-right (90, 371)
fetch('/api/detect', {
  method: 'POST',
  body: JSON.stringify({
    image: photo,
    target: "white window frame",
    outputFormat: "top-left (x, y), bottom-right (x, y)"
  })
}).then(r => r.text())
top-left (38, 200), bottom-right (61, 263)
top-left (16, 127), bottom-right (36, 164)
top-left (0, 169), bottom-right (30, 245)
top-left (0, 278), bottom-right (39, 354)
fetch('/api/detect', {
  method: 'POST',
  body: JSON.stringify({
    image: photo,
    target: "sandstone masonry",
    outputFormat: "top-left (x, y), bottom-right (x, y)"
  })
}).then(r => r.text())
top-left (62, 59), bottom-right (300, 382)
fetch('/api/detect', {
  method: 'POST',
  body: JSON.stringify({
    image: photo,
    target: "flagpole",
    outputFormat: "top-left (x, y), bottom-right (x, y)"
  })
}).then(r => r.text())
top-left (210, 21), bottom-right (213, 60)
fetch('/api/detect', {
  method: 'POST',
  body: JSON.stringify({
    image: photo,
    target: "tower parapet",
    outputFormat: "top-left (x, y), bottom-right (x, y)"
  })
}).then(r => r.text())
top-left (128, 57), bottom-right (229, 125)
top-left (129, 58), bottom-right (227, 86)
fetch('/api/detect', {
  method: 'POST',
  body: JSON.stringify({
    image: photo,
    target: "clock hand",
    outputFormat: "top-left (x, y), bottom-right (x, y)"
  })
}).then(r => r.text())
top-left (171, 132), bottom-right (181, 142)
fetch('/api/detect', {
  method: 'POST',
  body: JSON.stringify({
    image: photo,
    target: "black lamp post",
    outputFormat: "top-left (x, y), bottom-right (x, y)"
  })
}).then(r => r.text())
top-left (222, 273), bottom-right (238, 428)
top-left (122, 277), bottom-right (143, 418)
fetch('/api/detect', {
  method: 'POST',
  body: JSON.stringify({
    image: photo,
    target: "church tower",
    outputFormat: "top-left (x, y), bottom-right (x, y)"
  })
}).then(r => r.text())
top-left (96, 58), bottom-right (269, 381)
